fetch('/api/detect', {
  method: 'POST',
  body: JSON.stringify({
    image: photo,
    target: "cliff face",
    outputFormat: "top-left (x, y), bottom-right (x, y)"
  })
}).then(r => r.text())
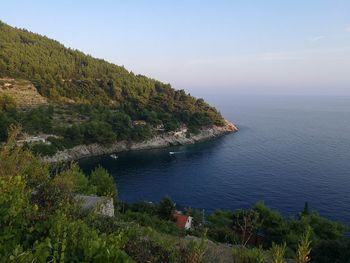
top-left (43, 121), bottom-right (238, 163)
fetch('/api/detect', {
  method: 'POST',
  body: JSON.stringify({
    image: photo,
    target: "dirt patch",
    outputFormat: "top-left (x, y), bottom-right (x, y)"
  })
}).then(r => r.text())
top-left (0, 77), bottom-right (48, 106)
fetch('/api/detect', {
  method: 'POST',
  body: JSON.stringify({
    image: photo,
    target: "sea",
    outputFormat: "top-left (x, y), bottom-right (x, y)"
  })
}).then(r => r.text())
top-left (79, 95), bottom-right (350, 225)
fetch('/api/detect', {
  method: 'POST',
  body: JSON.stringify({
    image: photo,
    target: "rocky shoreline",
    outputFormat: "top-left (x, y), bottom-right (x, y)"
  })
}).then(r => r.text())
top-left (43, 120), bottom-right (238, 163)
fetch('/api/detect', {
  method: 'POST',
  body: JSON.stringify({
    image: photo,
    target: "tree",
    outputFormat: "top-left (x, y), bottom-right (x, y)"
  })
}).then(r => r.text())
top-left (299, 202), bottom-right (310, 218)
top-left (157, 196), bottom-right (175, 220)
top-left (107, 111), bottom-right (132, 140)
top-left (312, 239), bottom-right (350, 263)
top-left (0, 112), bottom-right (14, 141)
top-left (59, 163), bottom-right (96, 195)
top-left (65, 124), bottom-right (83, 144)
top-left (82, 121), bottom-right (116, 145)
top-left (207, 210), bottom-right (236, 243)
top-left (253, 202), bottom-right (287, 245)
top-left (233, 209), bottom-right (262, 247)
top-left (300, 212), bottom-right (347, 241)
top-left (89, 166), bottom-right (117, 199)
top-left (131, 124), bottom-right (152, 141)
top-left (0, 94), bottom-right (16, 112)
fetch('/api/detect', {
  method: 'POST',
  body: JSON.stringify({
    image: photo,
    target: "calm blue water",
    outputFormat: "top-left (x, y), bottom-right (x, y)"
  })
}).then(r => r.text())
top-left (79, 95), bottom-right (350, 225)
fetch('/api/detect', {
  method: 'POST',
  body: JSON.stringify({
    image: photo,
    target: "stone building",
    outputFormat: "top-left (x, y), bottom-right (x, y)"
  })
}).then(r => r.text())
top-left (75, 194), bottom-right (114, 217)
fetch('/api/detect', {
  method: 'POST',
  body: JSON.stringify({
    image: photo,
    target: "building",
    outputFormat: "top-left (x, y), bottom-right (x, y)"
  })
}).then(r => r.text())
top-left (75, 194), bottom-right (114, 217)
top-left (132, 120), bottom-right (147, 126)
top-left (17, 136), bottom-right (47, 146)
top-left (173, 211), bottom-right (193, 230)
top-left (16, 134), bottom-right (61, 146)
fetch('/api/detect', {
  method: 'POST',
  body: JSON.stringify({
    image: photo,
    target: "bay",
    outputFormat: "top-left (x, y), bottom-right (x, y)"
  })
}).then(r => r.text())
top-left (79, 95), bottom-right (350, 225)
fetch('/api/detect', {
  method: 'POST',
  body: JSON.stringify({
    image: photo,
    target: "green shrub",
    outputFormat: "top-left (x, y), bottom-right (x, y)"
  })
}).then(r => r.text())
top-left (296, 226), bottom-right (312, 263)
top-left (232, 247), bottom-right (267, 263)
top-left (31, 143), bottom-right (58, 156)
top-left (270, 242), bottom-right (286, 263)
top-left (180, 231), bottom-right (207, 263)
top-left (121, 210), bottom-right (181, 236)
top-left (89, 166), bottom-right (117, 199)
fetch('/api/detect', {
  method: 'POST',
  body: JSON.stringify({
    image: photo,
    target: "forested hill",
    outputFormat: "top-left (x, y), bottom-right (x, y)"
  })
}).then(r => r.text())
top-left (0, 20), bottom-right (224, 125)
top-left (0, 21), bottom-right (227, 155)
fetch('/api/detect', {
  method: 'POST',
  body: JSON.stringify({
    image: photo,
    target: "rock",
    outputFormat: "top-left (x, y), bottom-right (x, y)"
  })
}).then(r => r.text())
top-left (75, 194), bottom-right (114, 217)
top-left (42, 121), bottom-right (238, 163)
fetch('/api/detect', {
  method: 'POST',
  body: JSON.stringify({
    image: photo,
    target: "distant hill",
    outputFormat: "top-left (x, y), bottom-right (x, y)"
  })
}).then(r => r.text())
top-left (0, 21), bottom-right (224, 126)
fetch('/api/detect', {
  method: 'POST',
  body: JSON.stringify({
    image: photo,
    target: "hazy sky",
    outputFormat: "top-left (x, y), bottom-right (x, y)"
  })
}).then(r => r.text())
top-left (2, 0), bottom-right (350, 95)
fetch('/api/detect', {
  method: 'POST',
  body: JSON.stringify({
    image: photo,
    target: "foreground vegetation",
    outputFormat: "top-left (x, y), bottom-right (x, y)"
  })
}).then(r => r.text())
top-left (1, 127), bottom-right (350, 262)
top-left (0, 127), bottom-right (209, 262)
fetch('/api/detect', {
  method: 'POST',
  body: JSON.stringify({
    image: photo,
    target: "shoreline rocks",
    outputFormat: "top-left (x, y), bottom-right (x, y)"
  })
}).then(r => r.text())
top-left (43, 120), bottom-right (238, 163)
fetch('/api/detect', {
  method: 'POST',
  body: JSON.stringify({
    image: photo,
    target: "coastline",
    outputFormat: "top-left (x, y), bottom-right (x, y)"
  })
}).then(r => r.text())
top-left (43, 120), bottom-right (238, 163)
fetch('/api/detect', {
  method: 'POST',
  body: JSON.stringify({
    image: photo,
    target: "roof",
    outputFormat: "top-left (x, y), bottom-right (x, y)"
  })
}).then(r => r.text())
top-left (173, 212), bottom-right (190, 228)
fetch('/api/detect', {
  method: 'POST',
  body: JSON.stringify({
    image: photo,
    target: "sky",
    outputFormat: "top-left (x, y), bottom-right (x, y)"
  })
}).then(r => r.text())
top-left (1, 0), bottom-right (350, 95)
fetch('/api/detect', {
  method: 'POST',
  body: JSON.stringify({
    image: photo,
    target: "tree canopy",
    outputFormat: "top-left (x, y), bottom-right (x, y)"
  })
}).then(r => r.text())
top-left (0, 20), bottom-right (224, 128)
top-left (0, 21), bottom-right (226, 155)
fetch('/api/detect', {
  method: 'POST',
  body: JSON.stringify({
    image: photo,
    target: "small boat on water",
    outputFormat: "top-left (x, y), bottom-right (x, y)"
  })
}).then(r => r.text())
top-left (110, 154), bottom-right (118, 159)
top-left (169, 152), bottom-right (175, 155)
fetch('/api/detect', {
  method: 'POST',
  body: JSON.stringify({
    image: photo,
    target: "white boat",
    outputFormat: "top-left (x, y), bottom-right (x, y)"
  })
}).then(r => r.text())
top-left (169, 152), bottom-right (175, 155)
top-left (110, 154), bottom-right (118, 159)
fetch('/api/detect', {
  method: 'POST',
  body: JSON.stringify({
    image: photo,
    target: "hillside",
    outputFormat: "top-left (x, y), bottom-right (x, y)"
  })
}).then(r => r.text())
top-left (0, 20), bottom-right (223, 125)
top-left (0, 21), bottom-right (232, 157)
top-left (0, 78), bottom-right (47, 106)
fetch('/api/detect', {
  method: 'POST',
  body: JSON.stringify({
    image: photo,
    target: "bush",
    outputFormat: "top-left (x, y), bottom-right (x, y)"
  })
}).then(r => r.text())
top-left (131, 124), bottom-right (153, 141)
top-left (0, 94), bottom-right (16, 111)
top-left (312, 239), bottom-right (350, 263)
top-left (31, 143), bottom-right (58, 156)
top-left (127, 201), bottom-right (158, 215)
top-left (179, 232), bottom-right (207, 263)
top-left (157, 196), bottom-right (175, 220)
top-left (232, 247), bottom-right (267, 263)
top-left (208, 209), bottom-right (237, 243)
top-left (89, 166), bottom-right (117, 199)
top-left (121, 210), bottom-right (181, 236)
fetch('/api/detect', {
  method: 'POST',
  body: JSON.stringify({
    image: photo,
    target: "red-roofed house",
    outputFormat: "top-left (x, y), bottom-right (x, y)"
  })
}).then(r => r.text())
top-left (173, 211), bottom-right (193, 230)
